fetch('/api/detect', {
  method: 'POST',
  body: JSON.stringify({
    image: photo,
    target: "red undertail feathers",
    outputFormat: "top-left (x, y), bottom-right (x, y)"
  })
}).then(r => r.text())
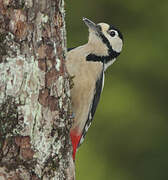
top-left (70, 131), bottom-right (81, 160)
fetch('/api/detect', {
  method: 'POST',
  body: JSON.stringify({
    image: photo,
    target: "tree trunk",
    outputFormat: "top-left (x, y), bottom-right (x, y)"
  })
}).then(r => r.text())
top-left (0, 0), bottom-right (75, 179)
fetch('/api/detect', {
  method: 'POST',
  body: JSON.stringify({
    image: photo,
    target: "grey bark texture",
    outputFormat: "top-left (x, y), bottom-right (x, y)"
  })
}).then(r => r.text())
top-left (0, 0), bottom-right (75, 179)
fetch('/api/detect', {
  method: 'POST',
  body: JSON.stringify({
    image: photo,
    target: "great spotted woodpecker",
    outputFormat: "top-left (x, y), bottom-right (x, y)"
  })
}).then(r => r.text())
top-left (66, 17), bottom-right (123, 160)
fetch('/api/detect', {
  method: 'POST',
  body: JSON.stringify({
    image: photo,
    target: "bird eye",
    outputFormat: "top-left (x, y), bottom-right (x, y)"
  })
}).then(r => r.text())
top-left (109, 30), bottom-right (116, 37)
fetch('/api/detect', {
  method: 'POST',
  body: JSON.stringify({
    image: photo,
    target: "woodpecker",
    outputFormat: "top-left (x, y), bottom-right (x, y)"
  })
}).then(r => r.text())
top-left (66, 17), bottom-right (123, 160)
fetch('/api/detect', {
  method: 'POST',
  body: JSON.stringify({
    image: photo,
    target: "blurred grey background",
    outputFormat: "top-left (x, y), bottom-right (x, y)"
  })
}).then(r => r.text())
top-left (66, 1), bottom-right (168, 180)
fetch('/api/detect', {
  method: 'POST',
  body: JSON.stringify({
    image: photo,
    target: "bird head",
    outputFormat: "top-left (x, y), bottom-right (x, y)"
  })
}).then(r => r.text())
top-left (83, 17), bottom-right (123, 67)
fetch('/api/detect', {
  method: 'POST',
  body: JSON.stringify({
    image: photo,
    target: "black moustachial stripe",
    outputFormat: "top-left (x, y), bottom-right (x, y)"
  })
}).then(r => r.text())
top-left (86, 25), bottom-right (121, 63)
top-left (86, 51), bottom-right (120, 63)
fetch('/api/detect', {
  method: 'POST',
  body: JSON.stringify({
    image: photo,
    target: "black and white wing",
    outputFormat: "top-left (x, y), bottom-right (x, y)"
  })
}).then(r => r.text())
top-left (78, 70), bottom-right (104, 147)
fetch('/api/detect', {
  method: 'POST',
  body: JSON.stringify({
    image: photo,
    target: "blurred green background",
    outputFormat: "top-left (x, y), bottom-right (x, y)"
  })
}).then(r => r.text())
top-left (66, 1), bottom-right (168, 180)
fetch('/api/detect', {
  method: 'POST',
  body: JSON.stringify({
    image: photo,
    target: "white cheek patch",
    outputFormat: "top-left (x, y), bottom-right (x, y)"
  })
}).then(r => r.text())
top-left (110, 37), bottom-right (123, 53)
top-left (103, 31), bottom-right (123, 53)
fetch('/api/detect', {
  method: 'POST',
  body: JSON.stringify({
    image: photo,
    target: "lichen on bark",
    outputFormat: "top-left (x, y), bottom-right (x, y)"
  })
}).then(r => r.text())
top-left (0, 0), bottom-right (74, 179)
top-left (0, 96), bottom-right (18, 137)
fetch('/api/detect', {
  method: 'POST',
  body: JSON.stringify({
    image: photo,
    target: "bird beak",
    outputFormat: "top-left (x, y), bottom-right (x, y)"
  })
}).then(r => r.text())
top-left (83, 17), bottom-right (100, 34)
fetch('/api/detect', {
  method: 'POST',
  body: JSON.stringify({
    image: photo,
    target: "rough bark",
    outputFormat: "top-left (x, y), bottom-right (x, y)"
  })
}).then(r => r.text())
top-left (0, 0), bottom-right (75, 179)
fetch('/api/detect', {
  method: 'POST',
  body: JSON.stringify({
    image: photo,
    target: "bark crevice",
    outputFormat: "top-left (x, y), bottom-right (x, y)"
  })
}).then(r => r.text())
top-left (0, 0), bottom-right (75, 179)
